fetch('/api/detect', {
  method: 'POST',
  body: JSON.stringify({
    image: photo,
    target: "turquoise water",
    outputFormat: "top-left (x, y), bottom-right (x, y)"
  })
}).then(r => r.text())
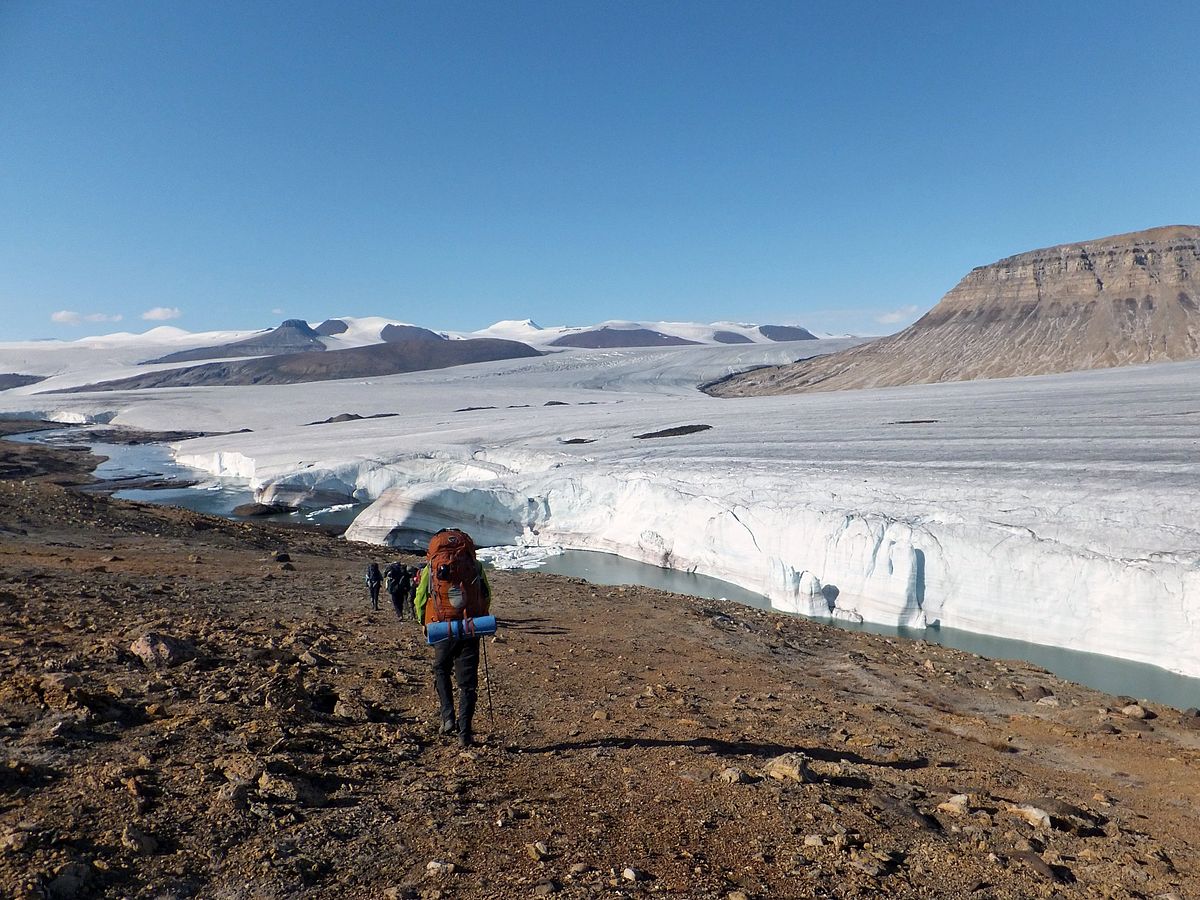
top-left (113, 485), bottom-right (366, 528)
top-left (11, 427), bottom-right (365, 528)
top-left (533, 549), bottom-right (1200, 709)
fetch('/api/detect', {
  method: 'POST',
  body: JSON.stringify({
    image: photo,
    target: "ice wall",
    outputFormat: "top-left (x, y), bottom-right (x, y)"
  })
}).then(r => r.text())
top-left (302, 450), bottom-right (1200, 677)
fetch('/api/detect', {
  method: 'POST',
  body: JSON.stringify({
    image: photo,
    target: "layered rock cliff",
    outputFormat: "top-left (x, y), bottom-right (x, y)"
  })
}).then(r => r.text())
top-left (707, 225), bottom-right (1200, 395)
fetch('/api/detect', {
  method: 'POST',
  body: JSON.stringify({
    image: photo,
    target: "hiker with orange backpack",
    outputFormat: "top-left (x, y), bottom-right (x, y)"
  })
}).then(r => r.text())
top-left (413, 528), bottom-right (492, 747)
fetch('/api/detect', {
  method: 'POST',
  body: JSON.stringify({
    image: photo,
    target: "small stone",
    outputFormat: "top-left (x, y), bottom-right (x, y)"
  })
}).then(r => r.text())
top-left (1121, 703), bottom-right (1150, 719)
top-left (533, 879), bottom-right (560, 895)
top-left (762, 752), bottom-right (814, 783)
top-left (592, 710), bottom-right (610, 721)
top-left (853, 859), bottom-right (884, 877)
top-left (622, 866), bottom-right (650, 882)
top-left (120, 824), bottom-right (157, 855)
top-left (1035, 695), bottom-right (1060, 707)
top-left (216, 754), bottom-right (264, 784)
top-left (280, 562), bottom-right (296, 571)
top-left (728, 891), bottom-right (751, 900)
top-left (937, 794), bottom-right (971, 815)
top-left (527, 841), bottom-right (550, 861)
top-left (803, 835), bottom-right (824, 847)
top-left (257, 772), bottom-right (300, 803)
top-left (718, 766), bottom-right (750, 784)
top-left (568, 863), bottom-right (592, 875)
top-left (2, 830), bottom-right (31, 853)
top-left (425, 860), bottom-right (455, 877)
top-left (273, 551), bottom-right (291, 562)
top-left (1006, 804), bottom-right (1052, 829)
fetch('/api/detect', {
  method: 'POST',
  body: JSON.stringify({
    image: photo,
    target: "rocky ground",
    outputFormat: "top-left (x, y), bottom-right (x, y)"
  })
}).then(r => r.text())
top-left (1, 428), bottom-right (1199, 899)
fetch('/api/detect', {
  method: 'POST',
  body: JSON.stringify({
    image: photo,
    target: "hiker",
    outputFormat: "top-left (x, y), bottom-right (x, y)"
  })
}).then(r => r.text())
top-left (384, 561), bottom-right (413, 619)
top-left (414, 529), bottom-right (492, 747)
top-left (365, 562), bottom-right (382, 611)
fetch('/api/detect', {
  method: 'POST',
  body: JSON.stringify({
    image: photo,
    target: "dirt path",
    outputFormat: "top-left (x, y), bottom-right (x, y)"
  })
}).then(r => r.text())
top-left (1, 436), bottom-right (1198, 899)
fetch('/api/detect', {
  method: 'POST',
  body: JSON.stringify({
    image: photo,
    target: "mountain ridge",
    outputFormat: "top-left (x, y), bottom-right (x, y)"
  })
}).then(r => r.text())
top-left (707, 225), bottom-right (1200, 396)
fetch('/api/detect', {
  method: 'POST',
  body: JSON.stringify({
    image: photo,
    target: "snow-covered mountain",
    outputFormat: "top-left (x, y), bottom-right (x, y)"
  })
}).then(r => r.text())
top-left (0, 315), bottom-right (836, 394)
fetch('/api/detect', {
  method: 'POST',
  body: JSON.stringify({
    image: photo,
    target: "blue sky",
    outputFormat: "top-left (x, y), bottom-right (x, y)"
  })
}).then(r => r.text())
top-left (2, 1), bottom-right (1198, 340)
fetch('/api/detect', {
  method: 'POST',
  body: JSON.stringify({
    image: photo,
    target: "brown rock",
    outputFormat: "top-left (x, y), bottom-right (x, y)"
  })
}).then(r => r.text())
top-left (762, 753), bottom-right (815, 783)
top-left (129, 632), bottom-right (198, 668)
top-left (120, 824), bottom-right (157, 854)
top-left (46, 860), bottom-right (93, 898)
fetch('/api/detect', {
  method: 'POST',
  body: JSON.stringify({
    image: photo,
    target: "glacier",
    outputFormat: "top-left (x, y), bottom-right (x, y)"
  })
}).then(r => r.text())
top-left (1, 334), bottom-right (1198, 676)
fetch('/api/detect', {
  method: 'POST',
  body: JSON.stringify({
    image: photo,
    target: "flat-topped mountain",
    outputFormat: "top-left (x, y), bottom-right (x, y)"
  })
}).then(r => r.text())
top-left (707, 225), bottom-right (1200, 396)
top-left (143, 319), bottom-right (327, 365)
top-left (58, 337), bottom-right (541, 392)
top-left (548, 326), bottom-right (700, 348)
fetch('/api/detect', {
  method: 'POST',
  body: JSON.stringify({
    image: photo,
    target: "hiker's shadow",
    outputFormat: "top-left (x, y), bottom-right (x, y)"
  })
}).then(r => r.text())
top-left (500, 616), bottom-right (568, 636)
top-left (517, 734), bottom-right (930, 778)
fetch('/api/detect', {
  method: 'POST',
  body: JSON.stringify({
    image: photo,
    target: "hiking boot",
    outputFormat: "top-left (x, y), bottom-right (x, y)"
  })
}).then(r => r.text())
top-left (458, 729), bottom-right (474, 748)
top-left (440, 719), bottom-right (457, 735)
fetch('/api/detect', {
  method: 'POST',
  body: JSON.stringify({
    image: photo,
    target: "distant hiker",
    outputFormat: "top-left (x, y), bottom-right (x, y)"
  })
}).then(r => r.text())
top-left (404, 564), bottom-right (419, 607)
top-left (414, 529), bottom-right (492, 747)
top-left (384, 561), bottom-right (414, 619)
top-left (365, 562), bottom-right (382, 611)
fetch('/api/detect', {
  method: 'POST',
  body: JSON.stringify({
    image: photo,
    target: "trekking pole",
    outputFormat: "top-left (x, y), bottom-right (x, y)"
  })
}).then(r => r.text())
top-left (482, 635), bottom-right (496, 731)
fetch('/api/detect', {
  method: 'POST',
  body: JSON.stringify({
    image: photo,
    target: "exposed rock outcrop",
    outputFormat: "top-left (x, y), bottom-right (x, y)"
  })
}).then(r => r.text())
top-left (313, 318), bottom-right (349, 336)
top-left (56, 338), bottom-right (542, 392)
top-left (757, 325), bottom-right (817, 342)
top-left (380, 323), bottom-right (445, 343)
top-left (711, 331), bottom-right (753, 344)
top-left (709, 225), bottom-right (1200, 396)
top-left (0, 374), bottom-right (45, 391)
top-left (142, 320), bottom-right (327, 365)
top-left (549, 327), bottom-right (699, 348)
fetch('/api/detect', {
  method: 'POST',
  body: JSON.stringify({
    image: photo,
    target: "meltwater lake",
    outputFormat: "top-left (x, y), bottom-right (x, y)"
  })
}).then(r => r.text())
top-left (10, 428), bottom-right (367, 528)
top-left (14, 426), bottom-right (1200, 709)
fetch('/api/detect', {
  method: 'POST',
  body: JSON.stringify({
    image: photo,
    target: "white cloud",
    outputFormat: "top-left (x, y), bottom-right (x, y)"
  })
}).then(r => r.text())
top-left (142, 306), bottom-right (182, 321)
top-left (52, 309), bottom-right (123, 325)
top-left (271, 307), bottom-right (284, 315)
top-left (875, 304), bottom-right (920, 325)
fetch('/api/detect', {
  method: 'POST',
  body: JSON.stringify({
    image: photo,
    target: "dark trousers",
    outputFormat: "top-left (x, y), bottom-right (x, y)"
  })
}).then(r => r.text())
top-left (389, 589), bottom-right (413, 620)
top-left (432, 637), bottom-right (480, 734)
top-left (368, 584), bottom-right (381, 610)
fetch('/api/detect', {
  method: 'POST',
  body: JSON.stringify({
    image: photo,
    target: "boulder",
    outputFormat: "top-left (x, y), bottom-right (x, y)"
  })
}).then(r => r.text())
top-left (129, 633), bottom-right (198, 668)
top-left (762, 752), bottom-right (815, 783)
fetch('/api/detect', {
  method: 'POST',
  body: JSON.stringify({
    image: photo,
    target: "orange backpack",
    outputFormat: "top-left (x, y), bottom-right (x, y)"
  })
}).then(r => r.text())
top-left (424, 529), bottom-right (488, 625)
